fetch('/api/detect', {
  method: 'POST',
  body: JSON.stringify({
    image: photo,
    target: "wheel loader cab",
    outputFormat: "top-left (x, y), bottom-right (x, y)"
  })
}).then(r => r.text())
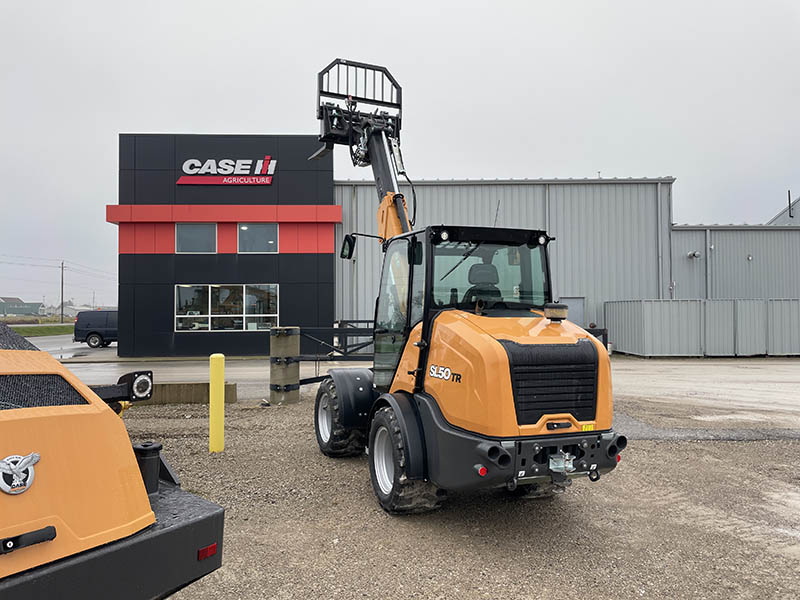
top-left (373, 226), bottom-right (553, 395)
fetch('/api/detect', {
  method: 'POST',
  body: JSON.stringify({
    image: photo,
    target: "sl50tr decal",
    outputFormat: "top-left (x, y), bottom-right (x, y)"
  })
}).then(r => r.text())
top-left (428, 365), bottom-right (462, 383)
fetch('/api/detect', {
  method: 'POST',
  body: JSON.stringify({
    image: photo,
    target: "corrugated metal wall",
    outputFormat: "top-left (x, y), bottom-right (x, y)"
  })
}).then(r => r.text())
top-left (335, 179), bottom-right (673, 325)
top-left (709, 229), bottom-right (800, 299)
top-left (642, 300), bottom-right (704, 356)
top-left (670, 229), bottom-right (707, 298)
top-left (604, 301), bottom-right (645, 355)
top-left (606, 299), bottom-right (800, 356)
top-left (672, 227), bottom-right (800, 300)
top-left (704, 300), bottom-right (734, 356)
top-left (768, 299), bottom-right (800, 355)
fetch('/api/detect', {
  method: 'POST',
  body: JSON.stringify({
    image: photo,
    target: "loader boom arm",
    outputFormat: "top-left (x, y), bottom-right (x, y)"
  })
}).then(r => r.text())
top-left (312, 59), bottom-right (411, 241)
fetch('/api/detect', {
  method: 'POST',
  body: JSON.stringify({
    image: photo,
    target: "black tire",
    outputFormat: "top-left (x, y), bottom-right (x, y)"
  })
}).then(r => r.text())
top-left (314, 377), bottom-right (365, 457)
top-left (368, 406), bottom-right (446, 514)
top-left (86, 333), bottom-right (103, 348)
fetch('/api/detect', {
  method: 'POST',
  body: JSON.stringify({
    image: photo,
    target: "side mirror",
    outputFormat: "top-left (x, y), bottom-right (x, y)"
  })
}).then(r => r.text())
top-left (340, 234), bottom-right (356, 260)
top-left (409, 240), bottom-right (423, 266)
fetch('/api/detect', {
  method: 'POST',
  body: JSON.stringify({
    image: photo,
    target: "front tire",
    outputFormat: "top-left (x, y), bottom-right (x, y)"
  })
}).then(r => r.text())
top-left (86, 333), bottom-right (102, 348)
top-left (314, 378), bottom-right (365, 457)
top-left (368, 406), bottom-right (445, 514)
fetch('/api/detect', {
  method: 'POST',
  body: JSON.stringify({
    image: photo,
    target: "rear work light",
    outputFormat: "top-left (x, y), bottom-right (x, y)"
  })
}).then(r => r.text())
top-left (197, 542), bottom-right (218, 561)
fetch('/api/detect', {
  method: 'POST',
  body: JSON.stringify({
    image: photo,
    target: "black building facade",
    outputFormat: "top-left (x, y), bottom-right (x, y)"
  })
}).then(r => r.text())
top-left (108, 134), bottom-right (338, 357)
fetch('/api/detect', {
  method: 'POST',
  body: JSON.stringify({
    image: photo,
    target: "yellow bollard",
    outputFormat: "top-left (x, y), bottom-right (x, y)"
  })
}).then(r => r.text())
top-left (209, 353), bottom-right (225, 453)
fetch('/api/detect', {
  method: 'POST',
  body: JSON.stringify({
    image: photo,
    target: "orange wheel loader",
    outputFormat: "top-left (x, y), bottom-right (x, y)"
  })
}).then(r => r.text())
top-left (0, 324), bottom-right (224, 598)
top-left (310, 59), bottom-right (627, 514)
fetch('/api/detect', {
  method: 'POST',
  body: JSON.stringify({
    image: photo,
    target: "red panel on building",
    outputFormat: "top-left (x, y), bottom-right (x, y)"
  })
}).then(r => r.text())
top-left (111, 204), bottom-right (340, 254)
top-left (133, 223), bottom-right (155, 254)
top-left (153, 223), bottom-right (175, 253)
top-left (279, 223), bottom-right (299, 253)
top-left (132, 205), bottom-right (174, 222)
top-left (110, 204), bottom-right (338, 224)
top-left (317, 223), bottom-right (335, 253)
top-left (297, 223), bottom-right (318, 253)
top-left (119, 223), bottom-right (135, 254)
top-left (217, 223), bottom-right (238, 254)
top-left (108, 204), bottom-right (131, 224)
top-left (316, 205), bottom-right (342, 223)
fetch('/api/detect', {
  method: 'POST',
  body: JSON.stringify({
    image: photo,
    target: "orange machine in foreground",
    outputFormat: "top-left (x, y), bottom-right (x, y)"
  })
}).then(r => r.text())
top-left (0, 350), bottom-right (154, 579)
top-left (0, 326), bottom-right (223, 598)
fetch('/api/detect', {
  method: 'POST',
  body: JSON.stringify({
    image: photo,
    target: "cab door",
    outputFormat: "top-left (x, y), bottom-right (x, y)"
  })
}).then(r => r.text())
top-left (373, 238), bottom-right (411, 391)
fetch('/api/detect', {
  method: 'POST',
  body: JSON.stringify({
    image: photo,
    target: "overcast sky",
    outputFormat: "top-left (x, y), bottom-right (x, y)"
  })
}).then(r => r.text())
top-left (1, 1), bottom-right (798, 307)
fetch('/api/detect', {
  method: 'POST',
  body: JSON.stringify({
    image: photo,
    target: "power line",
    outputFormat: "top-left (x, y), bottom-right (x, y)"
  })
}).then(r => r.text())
top-left (0, 254), bottom-right (116, 277)
top-left (0, 263), bottom-right (116, 281)
top-left (64, 260), bottom-right (116, 277)
top-left (0, 260), bottom-right (62, 269)
top-left (64, 267), bottom-right (116, 281)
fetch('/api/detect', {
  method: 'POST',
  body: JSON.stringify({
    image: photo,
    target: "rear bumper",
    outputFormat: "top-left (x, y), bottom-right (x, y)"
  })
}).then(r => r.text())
top-left (415, 393), bottom-right (626, 492)
top-left (0, 483), bottom-right (224, 600)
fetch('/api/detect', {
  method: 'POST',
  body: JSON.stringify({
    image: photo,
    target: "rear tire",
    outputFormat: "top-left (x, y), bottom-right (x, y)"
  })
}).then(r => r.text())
top-left (86, 333), bottom-right (102, 348)
top-left (368, 406), bottom-right (445, 514)
top-left (314, 378), bottom-right (365, 457)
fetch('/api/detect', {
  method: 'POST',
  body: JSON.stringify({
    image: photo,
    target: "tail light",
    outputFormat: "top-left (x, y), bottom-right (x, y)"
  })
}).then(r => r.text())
top-left (197, 542), bottom-right (217, 561)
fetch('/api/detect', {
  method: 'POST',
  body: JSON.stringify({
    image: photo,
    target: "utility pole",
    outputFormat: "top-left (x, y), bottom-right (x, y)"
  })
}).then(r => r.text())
top-left (60, 261), bottom-right (64, 323)
top-left (92, 290), bottom-right (95, 310)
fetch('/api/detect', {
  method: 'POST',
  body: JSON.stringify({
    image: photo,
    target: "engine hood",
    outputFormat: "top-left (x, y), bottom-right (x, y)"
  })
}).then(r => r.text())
top-left (450, 310), bottom-right (595, 345)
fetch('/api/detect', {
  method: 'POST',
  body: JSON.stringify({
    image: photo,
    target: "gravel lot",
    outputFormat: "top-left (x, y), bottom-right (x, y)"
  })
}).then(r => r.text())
top-left (121, 357), bottom-right (800, 599)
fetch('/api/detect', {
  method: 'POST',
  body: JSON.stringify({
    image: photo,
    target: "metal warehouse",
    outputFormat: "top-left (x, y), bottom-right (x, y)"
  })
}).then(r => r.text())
top-left (107, 134), bottom-right (800, 357)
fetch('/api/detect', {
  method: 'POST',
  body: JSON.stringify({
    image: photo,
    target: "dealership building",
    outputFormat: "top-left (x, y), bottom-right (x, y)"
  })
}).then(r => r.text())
top-left (107, 134), bottom-right (337, 356)
top-left (107, 134), bottom-right (800, 357)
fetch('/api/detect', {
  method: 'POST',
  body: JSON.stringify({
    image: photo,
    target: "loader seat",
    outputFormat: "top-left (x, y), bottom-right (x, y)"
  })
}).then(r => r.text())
top-left (462, 263), bottom-right (502, 305)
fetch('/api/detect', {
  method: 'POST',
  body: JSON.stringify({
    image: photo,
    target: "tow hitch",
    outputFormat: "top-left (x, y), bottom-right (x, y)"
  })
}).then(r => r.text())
top-left (548, 450), bottom-right (576, 474)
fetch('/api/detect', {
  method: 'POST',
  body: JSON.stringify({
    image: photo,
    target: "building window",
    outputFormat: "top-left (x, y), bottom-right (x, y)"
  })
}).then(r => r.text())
top-left (174, 284), bottom-right (278, 332)
top-left (238, 223), bottom-right (278, 253)
top-left (175, 285), bottom-right (210, 331)
top-left (176, 223), bottom-right (217, 253)
top-left (245, 284), bottom-right (278, 330)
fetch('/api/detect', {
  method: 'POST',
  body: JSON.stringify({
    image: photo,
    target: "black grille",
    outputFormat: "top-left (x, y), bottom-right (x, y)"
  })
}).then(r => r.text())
top-left (0, 374), bottom-right (89, 411)
top-left (498, 339), bottom-right (598, 425)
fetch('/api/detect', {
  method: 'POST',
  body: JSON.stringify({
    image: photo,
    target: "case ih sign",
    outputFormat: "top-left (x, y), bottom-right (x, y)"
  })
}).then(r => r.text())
top-left (176, 156), bottom-right (277, 185)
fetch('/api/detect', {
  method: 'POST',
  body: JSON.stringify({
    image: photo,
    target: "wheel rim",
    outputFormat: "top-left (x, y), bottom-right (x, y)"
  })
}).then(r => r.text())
top-left (317, 394), bottom-right (332, 443)
top-left (373, 425), bottom-right (394, 495)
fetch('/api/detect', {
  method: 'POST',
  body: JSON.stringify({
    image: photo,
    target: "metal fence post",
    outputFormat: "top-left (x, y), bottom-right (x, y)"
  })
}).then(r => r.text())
top-left (270, 327), bottom-right (300, 405)
top-left (209, 353), bottom-right (225, 453)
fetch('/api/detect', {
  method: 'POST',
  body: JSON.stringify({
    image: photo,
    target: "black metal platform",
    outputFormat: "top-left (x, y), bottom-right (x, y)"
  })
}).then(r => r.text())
top-left (0, 482), bottom-right (225, 600)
